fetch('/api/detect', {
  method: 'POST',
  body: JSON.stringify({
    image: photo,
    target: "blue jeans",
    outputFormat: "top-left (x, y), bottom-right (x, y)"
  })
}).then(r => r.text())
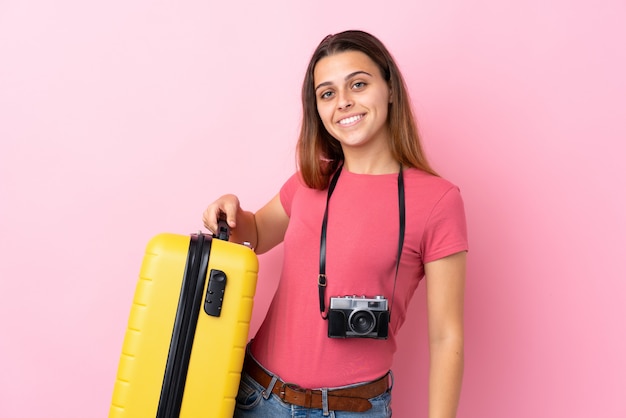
top-left (233, 371), bottom-right (393, 418)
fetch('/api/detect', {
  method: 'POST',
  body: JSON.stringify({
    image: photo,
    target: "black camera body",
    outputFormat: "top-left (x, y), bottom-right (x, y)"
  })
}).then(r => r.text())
top-left (327, 295), bottom-right (389, 339)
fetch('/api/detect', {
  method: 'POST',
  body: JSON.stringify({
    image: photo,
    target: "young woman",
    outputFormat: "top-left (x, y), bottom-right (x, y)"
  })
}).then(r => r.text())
top-left (203, 30), bottom-right (468, 418)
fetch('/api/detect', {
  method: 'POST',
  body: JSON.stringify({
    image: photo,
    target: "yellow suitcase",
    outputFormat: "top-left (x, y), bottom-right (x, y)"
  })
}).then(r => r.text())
top-left (109, 229), bottom-right (258, 417)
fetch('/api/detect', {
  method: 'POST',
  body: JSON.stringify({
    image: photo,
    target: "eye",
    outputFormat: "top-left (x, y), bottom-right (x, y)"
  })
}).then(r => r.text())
top-left (352, 81), bottom-right (366, 90)
top-left (319, 90), bottom-right (334, 100)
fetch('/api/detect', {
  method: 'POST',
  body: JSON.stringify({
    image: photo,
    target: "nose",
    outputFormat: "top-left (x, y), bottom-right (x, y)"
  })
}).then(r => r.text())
top-left (339, 101), bottom-right (352, 110)
top-left (337, 91), bottom-right (353, 110)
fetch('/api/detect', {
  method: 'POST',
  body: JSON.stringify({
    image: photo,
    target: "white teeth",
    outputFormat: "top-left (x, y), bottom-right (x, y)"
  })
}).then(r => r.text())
top-left (338, 115), bottom-right (362, 125)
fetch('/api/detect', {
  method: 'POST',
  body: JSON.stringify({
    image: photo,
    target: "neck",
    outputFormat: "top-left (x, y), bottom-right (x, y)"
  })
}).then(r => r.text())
top-left (342, 152), bottom-right (399, 175)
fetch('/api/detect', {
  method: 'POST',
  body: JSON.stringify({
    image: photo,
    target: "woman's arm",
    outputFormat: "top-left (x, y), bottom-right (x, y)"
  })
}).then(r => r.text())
top-left (202, 193), bottom-right (289, 254)
top-left (424, 250), bottom-right (466, 418)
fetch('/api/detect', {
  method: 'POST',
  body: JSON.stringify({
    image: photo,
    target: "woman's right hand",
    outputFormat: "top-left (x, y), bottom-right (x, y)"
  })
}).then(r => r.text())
top-left (202, 194), bottom-right (241, 236)
top-left (202, 192), bottom-right (288, 254)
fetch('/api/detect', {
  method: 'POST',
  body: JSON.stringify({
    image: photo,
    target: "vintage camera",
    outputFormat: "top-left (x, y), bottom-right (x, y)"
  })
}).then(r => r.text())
top-left (327, 295), bottom-right (389, 339)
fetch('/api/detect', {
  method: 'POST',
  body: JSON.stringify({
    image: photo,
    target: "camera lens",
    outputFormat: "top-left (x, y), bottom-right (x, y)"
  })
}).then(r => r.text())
top-left (348, 309), bottom-right (376, 335)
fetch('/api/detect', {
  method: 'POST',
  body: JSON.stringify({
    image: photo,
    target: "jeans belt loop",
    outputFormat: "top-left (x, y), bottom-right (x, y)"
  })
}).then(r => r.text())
top-left (263, 375), bottom-right (279, 400)
top-left (321, 388), bottom-right (329, 416)
top-left (388, 370), bottom-right (394, 391)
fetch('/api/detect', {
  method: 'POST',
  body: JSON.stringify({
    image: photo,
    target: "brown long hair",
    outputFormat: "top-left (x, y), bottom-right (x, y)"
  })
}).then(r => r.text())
top-left (297, 30), bottom-right (438, 189)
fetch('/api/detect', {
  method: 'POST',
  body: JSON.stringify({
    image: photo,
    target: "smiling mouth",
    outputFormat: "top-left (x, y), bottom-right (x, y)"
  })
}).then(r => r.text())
top-left (338, 114), bottom-right (364, 125)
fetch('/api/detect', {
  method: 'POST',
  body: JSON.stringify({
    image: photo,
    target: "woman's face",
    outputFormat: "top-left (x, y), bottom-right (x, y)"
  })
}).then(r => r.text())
top-left (313, 50), bottom-right (391, 154)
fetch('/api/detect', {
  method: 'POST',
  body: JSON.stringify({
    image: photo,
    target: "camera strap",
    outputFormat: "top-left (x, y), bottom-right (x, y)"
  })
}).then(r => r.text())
top-left (318, 164), bottom-right (406, 320)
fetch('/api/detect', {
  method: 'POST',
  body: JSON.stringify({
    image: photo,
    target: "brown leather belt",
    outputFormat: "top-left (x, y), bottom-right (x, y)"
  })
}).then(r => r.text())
top-left (242, 354), bottom-right (390, 412)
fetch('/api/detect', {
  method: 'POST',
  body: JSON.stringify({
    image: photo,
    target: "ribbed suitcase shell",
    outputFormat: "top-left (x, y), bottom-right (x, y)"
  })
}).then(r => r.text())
top-left (109, 233), bottom-right (259, 417)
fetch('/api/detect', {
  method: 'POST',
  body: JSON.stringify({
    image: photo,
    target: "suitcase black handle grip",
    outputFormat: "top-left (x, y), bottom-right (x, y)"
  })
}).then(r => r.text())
top-left (216, 217), bottom-right (230, 241)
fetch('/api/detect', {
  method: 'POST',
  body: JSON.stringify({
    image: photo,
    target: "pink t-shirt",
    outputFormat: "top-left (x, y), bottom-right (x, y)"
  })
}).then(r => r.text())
top-left (251, 167), bottom-right (468, 388)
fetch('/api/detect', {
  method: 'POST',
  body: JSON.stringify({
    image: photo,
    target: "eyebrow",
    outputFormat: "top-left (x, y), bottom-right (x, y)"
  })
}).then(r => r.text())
top-left (314, 70), bottom-right (373, 92)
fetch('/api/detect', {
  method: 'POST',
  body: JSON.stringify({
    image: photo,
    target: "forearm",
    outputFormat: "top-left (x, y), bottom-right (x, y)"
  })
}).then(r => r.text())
top-left (228, 209), bottom-right (258, 249)
top-left (428, 337), bottom-right (464, 418)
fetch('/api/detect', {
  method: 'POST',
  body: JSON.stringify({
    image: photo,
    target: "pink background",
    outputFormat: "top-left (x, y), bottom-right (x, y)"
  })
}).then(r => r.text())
top-left (1, 1), bottom-right (625, 417)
